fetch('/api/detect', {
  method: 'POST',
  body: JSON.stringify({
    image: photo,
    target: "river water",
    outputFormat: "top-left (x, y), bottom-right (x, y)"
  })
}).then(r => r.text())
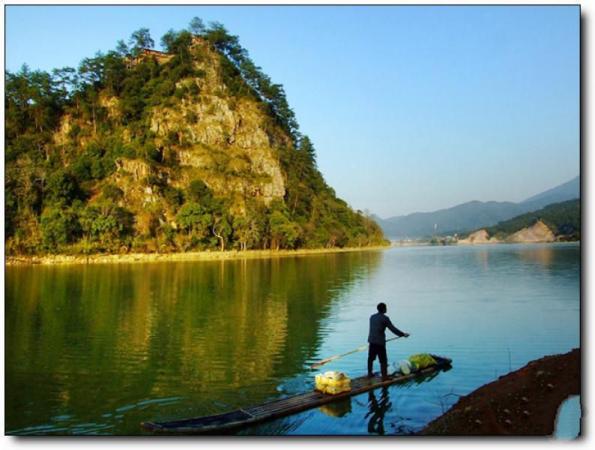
top-left (5, 243), bottom-right (580, 435)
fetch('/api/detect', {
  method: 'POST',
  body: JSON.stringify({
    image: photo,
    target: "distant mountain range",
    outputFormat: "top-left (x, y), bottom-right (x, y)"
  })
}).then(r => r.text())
top-left (374, 176), bottom-right (580, 239)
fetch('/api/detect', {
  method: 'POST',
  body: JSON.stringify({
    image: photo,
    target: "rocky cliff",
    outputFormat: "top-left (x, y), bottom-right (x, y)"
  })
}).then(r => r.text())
top-left (5, 25), bottom-right (386, 254)
top-left (458, 221), bottom-right (555, 245)
top-left (458, 200), bottom-right (579, 245)
top-left (458, 229), bottom-right (498, 245)
top-left (507, 220), bottom-right (555, 243)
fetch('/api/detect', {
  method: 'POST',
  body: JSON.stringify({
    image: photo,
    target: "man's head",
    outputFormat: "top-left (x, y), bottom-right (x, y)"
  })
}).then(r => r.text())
top-left (377, 302), bottom-right (387, 314)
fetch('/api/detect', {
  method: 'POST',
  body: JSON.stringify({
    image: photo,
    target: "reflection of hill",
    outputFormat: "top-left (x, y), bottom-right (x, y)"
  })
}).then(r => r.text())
top-left (5, 250), bottom-right (382, 434)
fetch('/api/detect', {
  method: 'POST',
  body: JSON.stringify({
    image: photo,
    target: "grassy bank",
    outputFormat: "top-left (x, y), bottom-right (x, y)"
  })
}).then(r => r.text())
top-left (6, 245), bottom-right (390, 266)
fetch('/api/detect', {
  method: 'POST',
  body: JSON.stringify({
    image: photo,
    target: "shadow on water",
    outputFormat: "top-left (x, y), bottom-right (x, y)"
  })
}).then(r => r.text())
top-left (366, 387), bottom-right (391, 435)
top-left (6, 251), bottom-right (383, 435)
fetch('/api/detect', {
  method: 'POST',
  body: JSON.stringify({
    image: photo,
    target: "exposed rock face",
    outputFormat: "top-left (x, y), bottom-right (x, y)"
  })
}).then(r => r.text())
top-left (145, 44), bottom-right (289, 207)
top-left (458, 229), bottom-right (499, 245)
top-left (6, 32), bottom-right (389, 256)
top-left (78, 39), bottom-right (290, 224)
top-left (111, 158), bottom-right (160, 210)
top-left (507, 220), bottom-right (555, 243)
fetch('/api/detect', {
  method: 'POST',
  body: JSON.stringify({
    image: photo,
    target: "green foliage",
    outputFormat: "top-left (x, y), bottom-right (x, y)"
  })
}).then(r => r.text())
top-left (212, 215), bottom-right (232, 251)
top-left (71, 141), bottom-right (118, 181)
top-left (187, 179), bottom-right (213, 203)
top-left (160, 29), bottom-right (193, 59)
top-left (268, 204), bottom-right (301, 250)
top-left (6, 65), bottom-right (65, 164)
top-left (79, 203), bottom-right (134, 246)
top-left (41, 206), bottom-right (81, 251)
top-left (5, 165), bottom-right (44, 240)
top-left (5, 20), bottom-right (388, 256)
top-left (176, 202), bottom-right (212, 240)
top-left (485, 200), bottom-right (580, 240)
top-left (45, 170), bottom-right (84, 205)
top-left (188, 17), bottom-right (206, 35)
top-left (129, 28), bottom-right (155, 55)
top-left (140, 143), bottom-right (163, 163)
top-left (163, 186), bottom-right (185, 209)
top-left (232, 200), bottom-right (266, 250)
top-left (102, 184), bottom-right (124, 202)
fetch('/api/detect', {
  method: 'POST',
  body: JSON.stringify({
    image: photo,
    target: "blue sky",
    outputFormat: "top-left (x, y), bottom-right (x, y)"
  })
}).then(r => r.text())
top-left (5, 5), bottom-right (580, 218)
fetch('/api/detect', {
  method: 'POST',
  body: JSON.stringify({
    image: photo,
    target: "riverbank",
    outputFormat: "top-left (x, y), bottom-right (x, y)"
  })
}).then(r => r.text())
top-left (419, 348), bottom-right (580, 436)
top-left (5, 245), bottom-right (389, 266)
top-left (389, 239), bottom-right (580, 247)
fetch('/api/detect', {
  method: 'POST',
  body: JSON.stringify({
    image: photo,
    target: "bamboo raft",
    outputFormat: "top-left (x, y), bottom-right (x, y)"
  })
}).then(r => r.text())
top-left (141, 355), bottom-right (452, 434)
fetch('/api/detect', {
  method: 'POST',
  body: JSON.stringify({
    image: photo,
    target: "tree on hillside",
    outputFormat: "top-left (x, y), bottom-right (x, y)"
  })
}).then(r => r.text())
top-left (189, 17), bottom-right (206, 36)
top-left (233, 205), bottom-right (265, 251)
top-left (116, 39), bottom-right (130, 57)
top-left (176, 202), bottom-right (213, 242)
top-left (102, 52), bottom-right (127, 96)
top-left (45, 169), bottom-right (84, 206)
top-left (298, 135), bottom-right (317, 167)
top-left (268, 201), bottom-right (301, 250)
top-left (52, 67), bottom-right (78, 100)
top-left (212, 215), bottom-right (232, 251)
top-left (160, 29), bottom-right (177, 52)
top-left (187, 179), bottom-right (215, 206)
top-left (160, 29), bottom-right (193, 61)
top-left (129, 28), bottom-right (155, 55)
top-left (6, 65), bottom-right (66, 163)
top-left (78, 201), bottom-right (134, 249)
top-left (40, 206), bottom-right (81, 251)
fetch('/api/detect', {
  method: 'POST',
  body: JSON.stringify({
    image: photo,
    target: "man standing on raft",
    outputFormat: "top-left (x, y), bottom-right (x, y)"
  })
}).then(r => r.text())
top-left (368, 302), bottom-right (409, 379)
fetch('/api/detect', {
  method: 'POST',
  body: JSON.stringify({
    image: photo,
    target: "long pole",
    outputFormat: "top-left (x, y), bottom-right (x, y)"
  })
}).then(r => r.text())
top-left (310, 336), bottom-right (402, 370)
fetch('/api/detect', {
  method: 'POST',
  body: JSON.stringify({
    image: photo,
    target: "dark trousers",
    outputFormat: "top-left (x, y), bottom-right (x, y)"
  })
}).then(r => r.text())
top-left (368, 343), bottom-right (388, 377)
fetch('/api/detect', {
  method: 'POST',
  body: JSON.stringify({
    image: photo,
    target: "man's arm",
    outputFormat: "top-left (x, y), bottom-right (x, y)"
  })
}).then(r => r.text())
top-left (385, 316), bottom-right (409, 337)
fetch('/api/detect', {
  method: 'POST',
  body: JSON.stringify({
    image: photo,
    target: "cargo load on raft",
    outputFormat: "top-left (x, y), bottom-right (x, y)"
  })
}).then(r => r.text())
top-left (142, 354), bottom-right (452, 434)
top-left (315, 371), bottom-right (351, 395)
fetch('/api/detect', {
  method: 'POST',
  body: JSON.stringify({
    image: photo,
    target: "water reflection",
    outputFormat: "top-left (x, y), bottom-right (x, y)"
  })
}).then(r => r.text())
top-left (366, 387), bottom-right (391, 435)
top-left (6, 251), bottom-right (383, 434)
top-left (475, 249), bottom-right (490, 271)
top-left (471, 244), bottom-right (569, 272)
top-left (319, 398), bottom-right (352, 418)
top-left (6, 243), bottom-right (579, 436)
top-left (515, 245), bottom-right (555, 267)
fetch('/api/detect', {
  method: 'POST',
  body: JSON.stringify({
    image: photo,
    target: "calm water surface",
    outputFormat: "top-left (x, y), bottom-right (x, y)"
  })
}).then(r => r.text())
top-left (6, 243), bottom-right (580, 435)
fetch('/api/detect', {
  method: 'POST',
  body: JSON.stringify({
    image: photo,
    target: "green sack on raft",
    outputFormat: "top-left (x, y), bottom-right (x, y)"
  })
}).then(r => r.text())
top-left (408, 353), bottom-right (437, 370)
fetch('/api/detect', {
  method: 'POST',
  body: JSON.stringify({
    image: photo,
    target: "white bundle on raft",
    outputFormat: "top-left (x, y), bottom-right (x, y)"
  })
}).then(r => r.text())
top-left (397, 360), bottom-right (413, 375)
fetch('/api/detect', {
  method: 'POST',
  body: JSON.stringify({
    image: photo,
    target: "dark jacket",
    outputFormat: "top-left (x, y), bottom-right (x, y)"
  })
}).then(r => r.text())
top-left (368, 312), bottom-right (405, 345)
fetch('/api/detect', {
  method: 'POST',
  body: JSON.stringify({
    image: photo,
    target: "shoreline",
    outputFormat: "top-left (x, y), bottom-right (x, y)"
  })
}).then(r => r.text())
top-left (5, 245), bottom-right (389, 267)
top-left (419, 348), bottom-right (580, 436)
top-left (390, 240), bottom-right (579, 247)
top-left (454, 240), bottom-right (581, 247)
top-left (6, 241), bottom-right (579, 266)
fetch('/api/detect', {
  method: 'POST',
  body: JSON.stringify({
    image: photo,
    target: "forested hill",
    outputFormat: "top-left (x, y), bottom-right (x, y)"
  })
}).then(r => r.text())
top-left (6, 19), bottom-right (386, 255)
top-left (485, 199), bottom-right (580, 241)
